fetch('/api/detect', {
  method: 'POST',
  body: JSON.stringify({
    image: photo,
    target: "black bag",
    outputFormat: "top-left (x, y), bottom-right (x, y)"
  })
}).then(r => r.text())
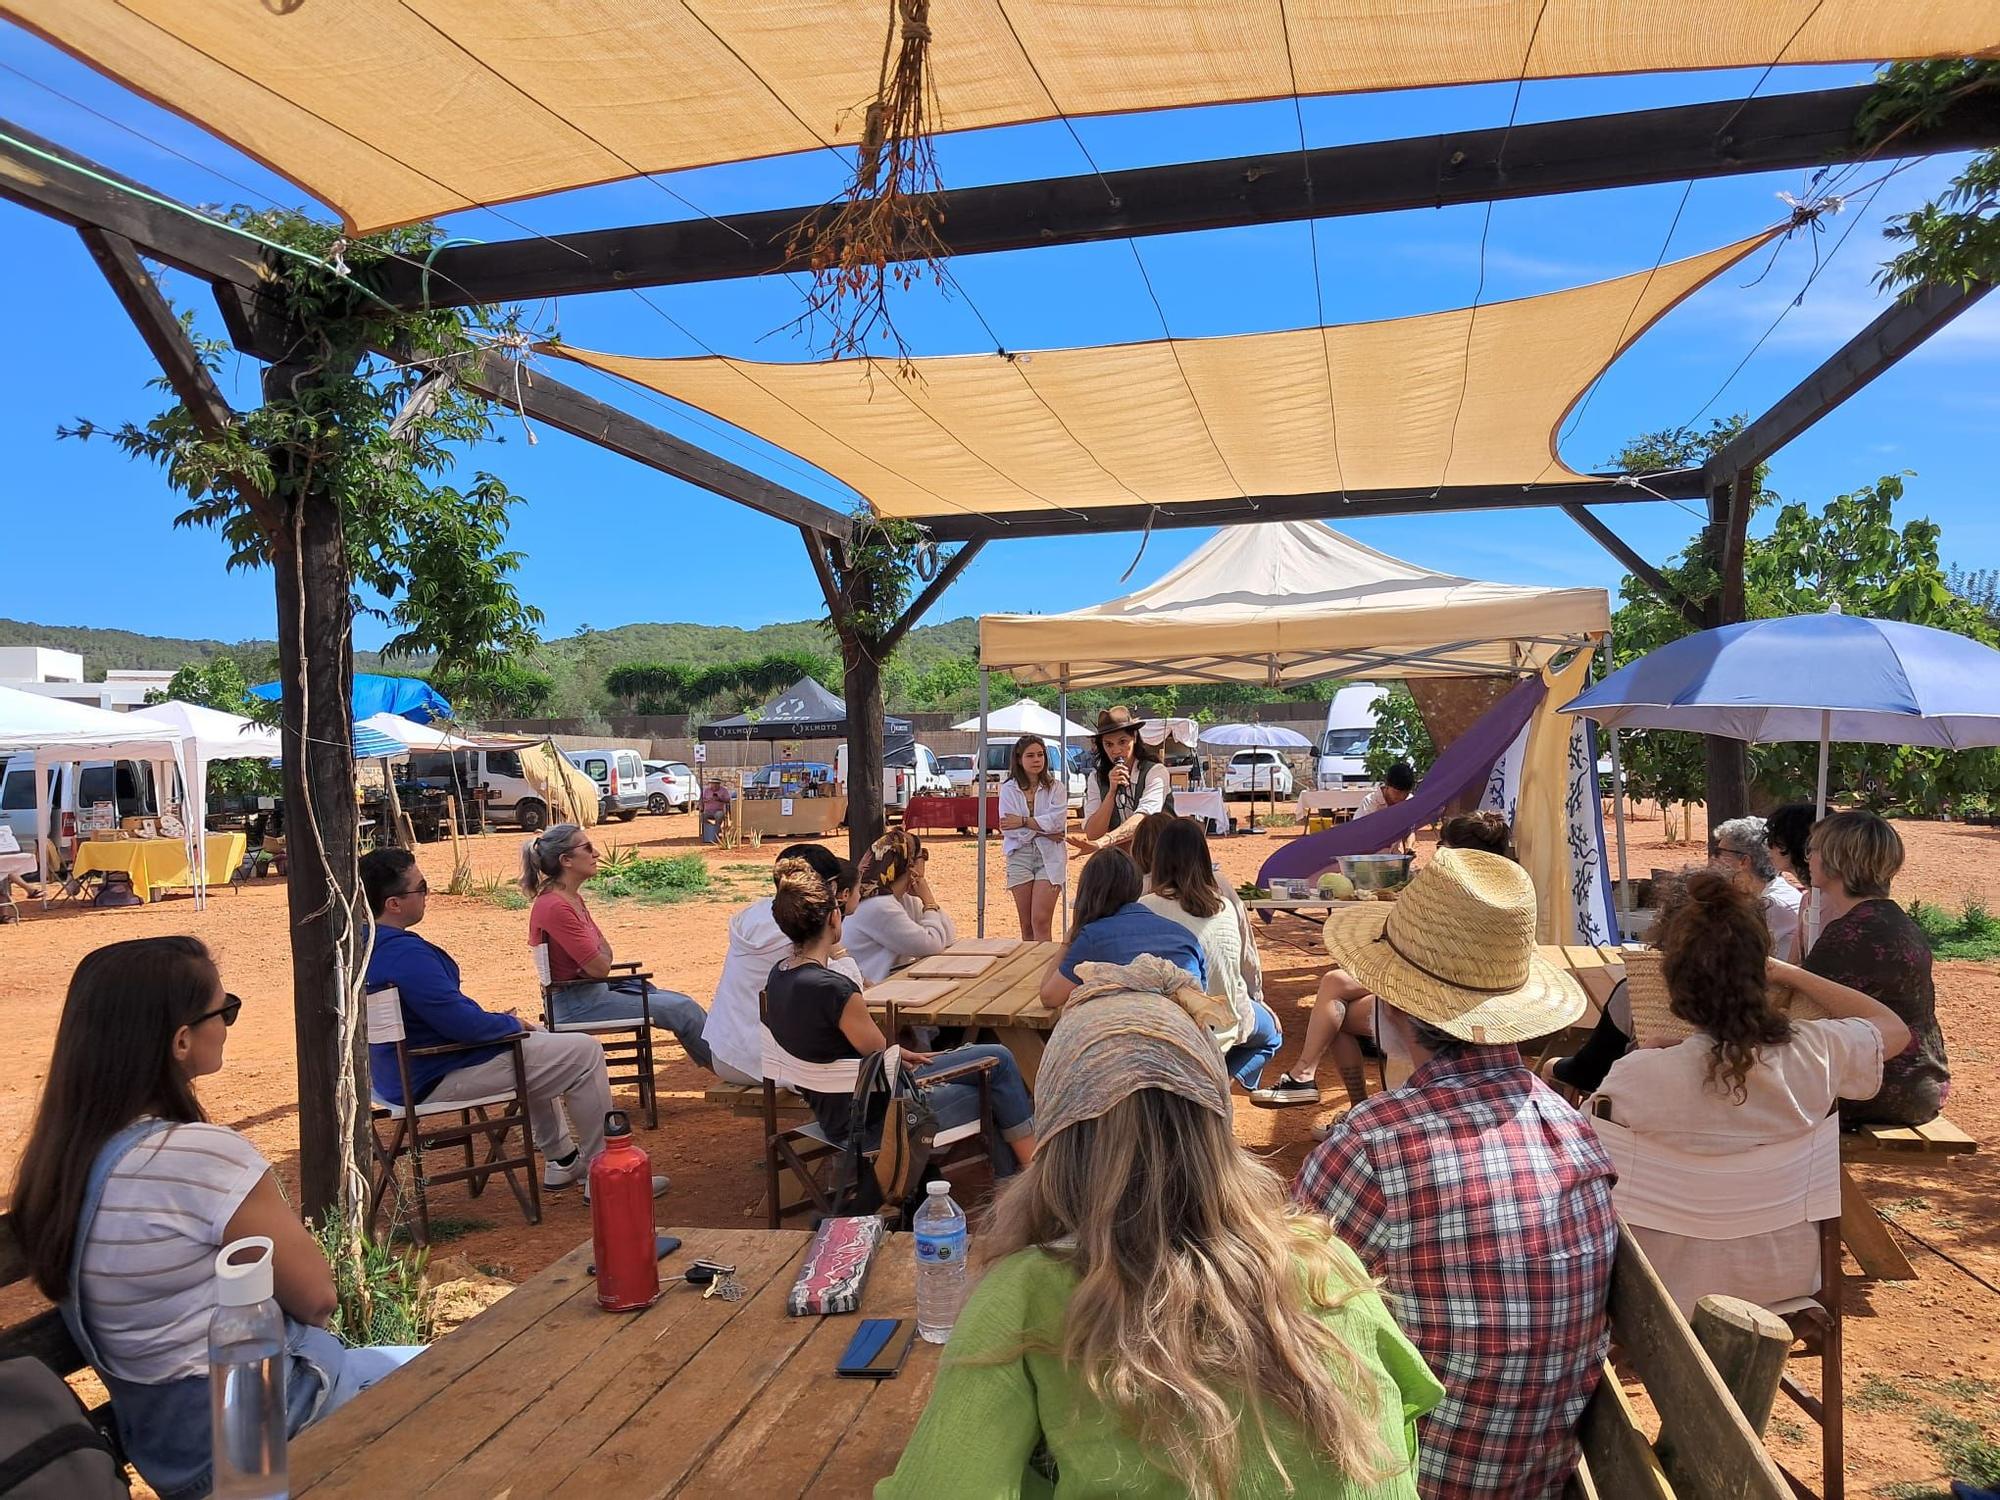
top-left (833, 1051), bottom-right (942, 1222)
top-left (0, 1358), bottom-right (127, 1498)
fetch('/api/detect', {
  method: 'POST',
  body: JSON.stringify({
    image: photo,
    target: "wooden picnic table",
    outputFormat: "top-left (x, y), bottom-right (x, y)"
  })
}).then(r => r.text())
top-left (875, 939), bottom-right (1062, 1087)
top-left (292, 1226), bottom-right (938, 1498)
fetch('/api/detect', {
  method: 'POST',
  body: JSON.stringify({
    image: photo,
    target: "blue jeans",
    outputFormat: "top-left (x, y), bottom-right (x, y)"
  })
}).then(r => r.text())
top-left (1223, 1002), bottom-right (1284, 1091)
top-left (909, 1043), bottom-right (1035, 1173)
top-left (553, 977), bottom-right (713, 1071)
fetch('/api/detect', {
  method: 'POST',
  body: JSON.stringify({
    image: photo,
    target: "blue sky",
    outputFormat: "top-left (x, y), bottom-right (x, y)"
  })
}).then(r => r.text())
top-left (2, 25), bottom-right (1994, 653)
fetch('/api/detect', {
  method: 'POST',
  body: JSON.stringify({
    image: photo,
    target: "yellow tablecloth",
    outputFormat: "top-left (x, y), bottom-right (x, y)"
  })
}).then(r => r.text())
top-left (71, 834), bottom-right (246, 902)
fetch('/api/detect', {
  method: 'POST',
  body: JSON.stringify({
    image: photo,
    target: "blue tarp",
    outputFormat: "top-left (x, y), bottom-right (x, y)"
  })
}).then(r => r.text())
top-left (251, 673), bottom-right (451, 724)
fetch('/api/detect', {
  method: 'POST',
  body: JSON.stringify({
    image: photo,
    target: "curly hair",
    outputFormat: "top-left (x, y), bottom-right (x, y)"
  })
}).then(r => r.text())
top-left (1656, 870), bottom-right (1792, 1101)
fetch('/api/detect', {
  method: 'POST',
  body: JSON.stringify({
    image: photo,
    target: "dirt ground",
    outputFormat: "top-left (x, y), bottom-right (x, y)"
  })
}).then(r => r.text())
top-left (4, 804), bottom-right (1996, 1495)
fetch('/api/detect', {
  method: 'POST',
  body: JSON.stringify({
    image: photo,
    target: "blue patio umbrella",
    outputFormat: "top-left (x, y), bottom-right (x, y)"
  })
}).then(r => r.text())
top-left (1560, 608), bottom-right (2000, 814)
top-left (351, 721), bottom-right (408, 759)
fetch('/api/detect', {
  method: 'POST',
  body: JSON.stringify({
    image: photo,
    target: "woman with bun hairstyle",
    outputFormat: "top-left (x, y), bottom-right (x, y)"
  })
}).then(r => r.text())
top-left (842, 830), bottom-right (956, 985)
top-left (1589, 870), bottom-right (1909, 1312)
top-left (764, 858), bottom-right (1035, 1168)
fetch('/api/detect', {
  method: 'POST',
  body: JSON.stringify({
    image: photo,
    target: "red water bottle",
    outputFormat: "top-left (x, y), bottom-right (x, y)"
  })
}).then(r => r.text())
top-left (589, 1111), bottom-right (660, 1312)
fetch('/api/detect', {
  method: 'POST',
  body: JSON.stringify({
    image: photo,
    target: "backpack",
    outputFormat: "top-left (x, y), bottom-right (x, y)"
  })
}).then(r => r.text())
top-left (833, 1050), bottom-right (943, 1223)
top-left (0, 1359), bottom-right (127, 1498)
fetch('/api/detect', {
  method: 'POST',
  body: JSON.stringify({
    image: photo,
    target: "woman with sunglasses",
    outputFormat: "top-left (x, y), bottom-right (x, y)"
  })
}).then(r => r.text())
top-left (10, 937), bottom-right (424, 1500)
top-left (521, 823), bottom-right (714, 1072)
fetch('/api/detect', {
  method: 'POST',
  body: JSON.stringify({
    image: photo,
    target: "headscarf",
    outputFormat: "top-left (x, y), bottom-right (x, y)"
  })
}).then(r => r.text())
top-left (857, 830), bottom-right (919, 898)
top-left (1036, 958), bottom-right (1231, 1145)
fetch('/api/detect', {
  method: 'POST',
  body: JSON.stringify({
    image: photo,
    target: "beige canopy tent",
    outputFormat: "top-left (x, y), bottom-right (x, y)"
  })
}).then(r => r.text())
top-left (969, 520), bottom-right (1617, 940)
top-left (554, 234), bottom-right (1768, 525)
top-left (15, 1), bottom-right (1991, 231)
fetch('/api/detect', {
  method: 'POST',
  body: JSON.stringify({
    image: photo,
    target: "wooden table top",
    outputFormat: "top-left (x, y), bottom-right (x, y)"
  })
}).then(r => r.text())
top-left (876, 939), bottom-right (1063, 1031)
top-left (292, 1226), bottom-right (938, 1498)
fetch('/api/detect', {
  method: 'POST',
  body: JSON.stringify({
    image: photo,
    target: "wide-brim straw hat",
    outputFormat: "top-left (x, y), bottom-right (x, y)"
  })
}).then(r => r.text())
top-left (1322, 847), bottom-right (1585, 1044)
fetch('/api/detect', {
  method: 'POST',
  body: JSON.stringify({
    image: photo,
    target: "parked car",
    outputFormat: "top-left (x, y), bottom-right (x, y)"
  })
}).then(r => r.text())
top-left (1223, 749), bottom-right (1296, 799)
top-left (936, 753), bottom-right (979, 791)
top-left (835, 743), bottom-right (951, 807)
top-left (404, 747), bottom-right (557, 831)
top-left (563, 747), bottom-right (648, 821)
top-left (643, 759), bottom-right (697, 814)
top-left (1, 753), bottom-right (161, 865)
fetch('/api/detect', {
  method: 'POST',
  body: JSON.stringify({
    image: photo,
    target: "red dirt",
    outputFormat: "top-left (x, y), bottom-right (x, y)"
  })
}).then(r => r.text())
top-left (4, 805), bottom-right (1996, 1496)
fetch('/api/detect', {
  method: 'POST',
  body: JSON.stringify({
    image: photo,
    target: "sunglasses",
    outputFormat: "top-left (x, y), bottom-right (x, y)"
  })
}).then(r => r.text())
top-left (197, 994), bottom-right (244, 1028)
top-left (396, 878), bottom-right (430, 899)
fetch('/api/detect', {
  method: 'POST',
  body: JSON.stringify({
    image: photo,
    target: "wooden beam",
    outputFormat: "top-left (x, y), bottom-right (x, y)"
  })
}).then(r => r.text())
top-left (1705, 280), bottom-right (1995, 483)
top-left (0, 117), bottom-right (267, 290)
top-left (1562, 503), bottom-right (1704, 630)
top-left (370, 85), bottom-right (2000, 309)
top-left (914, 474), bottom-right (1705, 542)
top-left (880, 540), bottom-right (986, 657)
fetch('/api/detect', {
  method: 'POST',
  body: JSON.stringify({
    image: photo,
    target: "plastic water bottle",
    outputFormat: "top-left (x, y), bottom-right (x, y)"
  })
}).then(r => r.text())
top-left (913, 1180), bottom-right (968, 1344)
top-left (209, 1236), bottom-right (288, 1500)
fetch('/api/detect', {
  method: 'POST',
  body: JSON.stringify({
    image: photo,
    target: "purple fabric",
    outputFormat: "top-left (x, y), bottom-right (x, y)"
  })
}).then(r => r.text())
top-left (1259, 676), bottom-right (1547, 884)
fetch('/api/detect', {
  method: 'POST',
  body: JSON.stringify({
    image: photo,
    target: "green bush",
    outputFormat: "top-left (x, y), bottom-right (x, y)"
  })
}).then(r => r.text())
top-left (590, 852), bottom-right (711, 905)
top-left (1907, 897), bottom-right (2000, 961)
top-left (313, 1221), bottom-right (436, 1348)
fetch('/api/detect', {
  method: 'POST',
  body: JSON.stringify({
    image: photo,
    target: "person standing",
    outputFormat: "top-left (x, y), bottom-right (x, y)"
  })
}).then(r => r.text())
top-left (998, 733), bottom-right (1067, 941)
top-left (1073, 706), bottom-right (1170, 854)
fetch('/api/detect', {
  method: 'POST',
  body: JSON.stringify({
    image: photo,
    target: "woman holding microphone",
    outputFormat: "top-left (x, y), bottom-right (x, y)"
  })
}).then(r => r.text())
top-left (1073, 706), bottom-right (1171, 855)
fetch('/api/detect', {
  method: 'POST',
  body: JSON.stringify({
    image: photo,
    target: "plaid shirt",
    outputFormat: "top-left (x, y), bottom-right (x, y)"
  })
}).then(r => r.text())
top-left (1294, 1046), bottom-right (1618, 1500)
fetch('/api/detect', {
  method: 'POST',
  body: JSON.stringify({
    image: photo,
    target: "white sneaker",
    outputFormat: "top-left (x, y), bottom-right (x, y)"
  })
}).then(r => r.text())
top-left (543, 1153), bottom-right (586, 1191)
top-left (584, 1174), bottom-right (669, 1205)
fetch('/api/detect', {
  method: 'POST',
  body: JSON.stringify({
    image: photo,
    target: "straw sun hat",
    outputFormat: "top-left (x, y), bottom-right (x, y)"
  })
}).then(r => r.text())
top-left (1321, 847), bottom-right (1585, 1044)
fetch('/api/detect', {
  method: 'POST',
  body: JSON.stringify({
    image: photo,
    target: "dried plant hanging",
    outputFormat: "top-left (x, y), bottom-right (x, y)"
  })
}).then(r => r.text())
top-left (783, 0), bottom-right (948, 373)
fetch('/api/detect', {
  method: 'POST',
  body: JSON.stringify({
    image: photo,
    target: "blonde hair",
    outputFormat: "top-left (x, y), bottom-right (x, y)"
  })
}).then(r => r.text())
top-left (981, 1089), bottom-right (1397, 1499)
top-left (518, 823), bottom-right (586, 898)
top-left (1809, 810), bottom-right (1904, 899)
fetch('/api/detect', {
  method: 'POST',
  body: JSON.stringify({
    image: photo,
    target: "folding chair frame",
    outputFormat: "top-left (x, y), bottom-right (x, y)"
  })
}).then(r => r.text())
top-left (1776, 1217), bottom-right (1844, 1500)
top-left (537, 949), bottom-right (659, 1129)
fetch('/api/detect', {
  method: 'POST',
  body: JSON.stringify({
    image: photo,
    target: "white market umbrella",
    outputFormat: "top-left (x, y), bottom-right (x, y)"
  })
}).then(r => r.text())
top-left (1201, 722), bottom-right (1313, 831)
top-left (125, 700), bottom-right (283, 762)
top-left (950, 697), bottom-right (1094, 742)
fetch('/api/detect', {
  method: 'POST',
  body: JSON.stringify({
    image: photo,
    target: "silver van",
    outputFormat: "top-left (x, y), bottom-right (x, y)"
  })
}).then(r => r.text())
top-left (0, 754), bottom-right (160, 867)
top-left (564, 747), bottom-right (647, 822)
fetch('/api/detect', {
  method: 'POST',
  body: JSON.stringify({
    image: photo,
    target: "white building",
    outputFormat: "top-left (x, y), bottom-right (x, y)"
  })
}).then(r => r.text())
top-left (0, 647), bottom-right (174, 711)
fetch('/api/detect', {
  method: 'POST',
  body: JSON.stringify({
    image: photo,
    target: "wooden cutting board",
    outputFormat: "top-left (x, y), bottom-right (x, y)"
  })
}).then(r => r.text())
top-left (908, 952), bottom-right (1000, 978)
top-left (947, 936), bottom-right (1022, 956)
top-left (864, 978), bottom-right (959, 1007)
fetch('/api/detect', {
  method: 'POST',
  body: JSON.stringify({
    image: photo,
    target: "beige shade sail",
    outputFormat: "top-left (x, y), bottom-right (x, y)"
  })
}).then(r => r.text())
top-left (552, 231), bottom-right (1770, 523)
top-left (8, 2), bottom-right (1994, 231)
top-left (979, 519), bottom-right (1609, 688)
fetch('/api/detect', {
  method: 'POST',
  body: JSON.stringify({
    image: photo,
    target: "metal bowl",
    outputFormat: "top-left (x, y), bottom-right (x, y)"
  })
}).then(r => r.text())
top-left (1337, 852), bottom-right (1415, 892)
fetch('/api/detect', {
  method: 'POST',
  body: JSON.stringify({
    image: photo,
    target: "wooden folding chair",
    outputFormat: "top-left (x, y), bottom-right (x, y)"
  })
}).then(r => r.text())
top-left (1769, 1216), bottom-right (1845, 1500)
top-left (758, 990), bottom-right (997, 1228)
top-left (534, 942), bottom-right (658, 1129)
top-left (366, 984), bottom-right (540, 1247)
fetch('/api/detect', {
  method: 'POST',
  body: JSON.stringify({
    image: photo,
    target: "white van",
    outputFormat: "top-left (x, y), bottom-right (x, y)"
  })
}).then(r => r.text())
top-left (404, 747), bottom-right (558, 831)
top-left (1315, 684), bottom-right (1389, 790)
top-left (565, 747), bottom-right (648, 821)
top-left (834, 742), bottom-right (951, 808)
top-left (0, 753), bottom-right (161, 865)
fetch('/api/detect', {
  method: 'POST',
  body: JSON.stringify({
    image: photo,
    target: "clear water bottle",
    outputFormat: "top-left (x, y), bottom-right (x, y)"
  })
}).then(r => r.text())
top-left (913, 1180), bottom-right (967, 1344)
top-left (209, 1235), bottom-right (288, 1500)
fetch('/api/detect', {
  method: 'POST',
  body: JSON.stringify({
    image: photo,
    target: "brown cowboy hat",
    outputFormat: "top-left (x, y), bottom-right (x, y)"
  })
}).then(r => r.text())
top-left (1092, 705), bottom-right (1149, 738)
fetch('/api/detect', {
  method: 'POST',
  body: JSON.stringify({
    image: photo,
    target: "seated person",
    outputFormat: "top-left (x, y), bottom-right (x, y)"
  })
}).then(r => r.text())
top-left (364, 849), bottom-right (664, 1200)
top-left (878, 984), bottom-right (1438, 1500)
top-left (1540, 870), bottom-right (1699, 1098)
top-left (9, 936), bottom-right (424, 1500)
top-left (1142, 817), bottom-right (1284, 1092)
top-left (1803, 810), bottom-right (1949, 1127)
top-left (700, 777), bottom-right (734, 845)
top-left (705, 842), bottom-right (862, 1087)
top-left (1711, 815), bottom-right (1802, 961)
top-left (1257, 811), bottom-right (1512, 1110)
top-left (1764, 802), bottom-right (1818, 960)
top-left (520, 824), bottom-right (714, 1071)
top-left (841, 830), bottom-right (955, 985)
top-left (1356, 761), bottom-right (1418, 854)
top-left (764, 857), bottom-right (1035, 1171)
top-left (1295, 849), bottom-right (1616, 1500)
top-left (1589, 871), bottom-right (1907, 1314)
top-left (1040, 847), bottom-right (1208, 1010)
top-left (1126, 809), bottom-right (1179, 891)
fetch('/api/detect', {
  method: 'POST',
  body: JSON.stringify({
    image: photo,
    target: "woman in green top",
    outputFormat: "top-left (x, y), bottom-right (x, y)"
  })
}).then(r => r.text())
top-left (877, 970), bottom-right (1440, 1500)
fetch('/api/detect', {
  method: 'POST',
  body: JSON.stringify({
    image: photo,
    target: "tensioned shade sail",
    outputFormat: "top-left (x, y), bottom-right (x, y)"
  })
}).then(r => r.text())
top-left (12, 2), bottom-right (1993, 231)
top-left (554, 233), bottom-right (1768, 523)
top-left (980, 519), bottom-right (1608, 688)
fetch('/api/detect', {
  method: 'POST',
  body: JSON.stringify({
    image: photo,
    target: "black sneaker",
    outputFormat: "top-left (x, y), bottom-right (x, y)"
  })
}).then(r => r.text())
top-left (1250, 1073), bottom-right (1321, 1107)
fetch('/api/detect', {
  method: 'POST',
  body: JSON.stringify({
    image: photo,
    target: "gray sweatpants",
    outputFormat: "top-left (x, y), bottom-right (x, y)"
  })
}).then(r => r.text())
top-left (421, 1029), bottom-right (613, 1164)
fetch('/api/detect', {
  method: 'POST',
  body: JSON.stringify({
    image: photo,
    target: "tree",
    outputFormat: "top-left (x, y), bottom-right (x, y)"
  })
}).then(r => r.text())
top-left (146, 658), bottom-right (281, 799)
top-left (442, 659), bottom-right (555, 719)
top-left (1365, 687), bottom-right (1435, 779)
top-left (1863, 60), bottom-right (2000, 296)
top-left (64, 209), bottom-right (541, 1234)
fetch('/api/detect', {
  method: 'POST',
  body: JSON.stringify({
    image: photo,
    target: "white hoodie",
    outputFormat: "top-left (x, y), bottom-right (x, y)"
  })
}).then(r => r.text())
top-left (707, 897), bottom-right (865, 1083)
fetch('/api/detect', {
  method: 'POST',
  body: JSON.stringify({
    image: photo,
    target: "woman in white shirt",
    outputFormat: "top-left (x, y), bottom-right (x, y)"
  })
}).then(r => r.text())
top-left (1589, 872), bottom-right (1909, 1314)
top-left (1711, 815), bottom-right (1802, 962)
top-left (1139, 817), bottom-right (1285, 1091)
top-left (9, 936), bottom-right (422, 1499)
top-left (1075, 705), bottom-right (1170, 854)
top-left (998, 733), bottom-right (1067, 941)
top-left (842, 830), bottom-right (956, 984)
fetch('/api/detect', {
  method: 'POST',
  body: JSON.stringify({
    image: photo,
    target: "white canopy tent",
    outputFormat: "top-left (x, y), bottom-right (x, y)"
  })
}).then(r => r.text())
top-left (968, 521), bottom-right (1618, 934)
top-left (0, 685), bottom-right (205, 902)
top-left (125, 699), bottom-right (284, 764)
top-left (950, 698), bottom-right (1094, 743)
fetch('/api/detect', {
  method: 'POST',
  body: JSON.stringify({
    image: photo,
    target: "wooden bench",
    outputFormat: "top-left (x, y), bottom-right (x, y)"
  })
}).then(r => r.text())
top-left (1839, 1113), bottom-right (1979, 1281)
top-left (0, 1210), bottom-right (125, 1466)
top-left (703, 1081), bottom-right (806, 1117)
top-left (1569, 1223), bottom-right (1793, 1500)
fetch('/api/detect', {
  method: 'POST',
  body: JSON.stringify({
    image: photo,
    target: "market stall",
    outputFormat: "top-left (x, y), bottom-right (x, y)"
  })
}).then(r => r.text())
top-left (978, 520), bottom-right (1622, 942)
top-left (698, 677), bottom-right (901, 840)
